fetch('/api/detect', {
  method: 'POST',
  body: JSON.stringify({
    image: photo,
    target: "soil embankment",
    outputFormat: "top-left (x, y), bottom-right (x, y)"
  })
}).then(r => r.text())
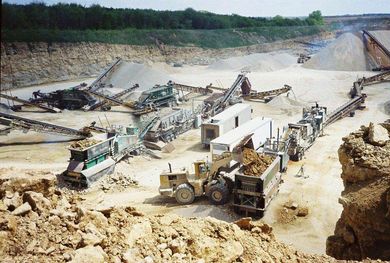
top-left (326, 123), bottom-right (390, 260)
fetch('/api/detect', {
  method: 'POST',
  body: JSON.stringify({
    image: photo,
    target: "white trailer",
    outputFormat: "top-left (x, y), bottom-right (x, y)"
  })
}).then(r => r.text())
top-left (210, 117), bottom-right (273, 158)
top-left (201, 103), bottom-right (252, 147)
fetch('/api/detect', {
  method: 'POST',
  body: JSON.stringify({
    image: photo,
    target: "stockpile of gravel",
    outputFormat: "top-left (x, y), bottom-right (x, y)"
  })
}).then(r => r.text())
top-left (103, 62), bottom-right (173, 91)
top-left (304, 33), bottom-right (369, 71)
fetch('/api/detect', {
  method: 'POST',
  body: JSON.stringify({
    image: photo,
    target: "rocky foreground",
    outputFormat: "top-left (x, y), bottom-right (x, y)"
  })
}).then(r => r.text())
top-left (0, 175), bottom-right (337, 263)
top-left (326, 122), bottom-right (390, 260)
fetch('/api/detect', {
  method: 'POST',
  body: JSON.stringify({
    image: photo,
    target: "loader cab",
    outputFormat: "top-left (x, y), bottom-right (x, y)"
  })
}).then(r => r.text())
top-left (194, 161), bottom-right (209, 179)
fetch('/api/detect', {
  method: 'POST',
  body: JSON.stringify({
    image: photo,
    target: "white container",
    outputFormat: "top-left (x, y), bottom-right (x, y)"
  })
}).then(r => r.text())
top-left (210, 117), bottom-right (273, 158)
top-left (201, 103), bottom-right (252, 146)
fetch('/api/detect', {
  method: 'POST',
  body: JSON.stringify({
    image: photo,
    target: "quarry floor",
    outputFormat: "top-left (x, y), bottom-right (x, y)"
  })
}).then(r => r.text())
top-left (1, 55), bottom-right (389, 256)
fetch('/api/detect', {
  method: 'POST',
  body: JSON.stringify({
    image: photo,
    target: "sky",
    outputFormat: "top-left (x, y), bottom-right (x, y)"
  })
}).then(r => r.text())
top-left (3, 0), bottom-right (390, 17)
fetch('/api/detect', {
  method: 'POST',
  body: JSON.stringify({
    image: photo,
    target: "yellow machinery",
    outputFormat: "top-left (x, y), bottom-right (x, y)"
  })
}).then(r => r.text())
top-left (159, 135), bottom-right (252, 205)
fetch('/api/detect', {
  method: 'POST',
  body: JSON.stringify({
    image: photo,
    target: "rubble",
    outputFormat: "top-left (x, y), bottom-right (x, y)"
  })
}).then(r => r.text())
top-left (278, 201), bottom-right (309, 224)
top-left (0, 177), bottom-right (335, 262)
top-left (96, 171), bottom-right (138, 192)
top-left (326, 123), bottom-right (390, 260)
top-left (70, 139), bottom-right (101, 150)
top-left (242, 147), bottom-right (275, 176)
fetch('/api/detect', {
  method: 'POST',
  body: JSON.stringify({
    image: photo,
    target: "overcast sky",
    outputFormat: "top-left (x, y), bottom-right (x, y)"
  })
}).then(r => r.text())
top-left (4, 0), bottom-right (389, 17)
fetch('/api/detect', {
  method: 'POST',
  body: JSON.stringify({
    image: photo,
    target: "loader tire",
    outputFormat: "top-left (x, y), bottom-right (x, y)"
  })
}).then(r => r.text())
top-left (207, 183), bottom-right (229, 205)
top-left (175, 184), bottom-right (195, 205)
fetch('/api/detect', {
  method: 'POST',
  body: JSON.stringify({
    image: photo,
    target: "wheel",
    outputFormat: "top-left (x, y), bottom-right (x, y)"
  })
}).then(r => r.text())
top-left (175, 184), bottom-right (195, 205)
top-left (207, 183), bottom-right (229, 205)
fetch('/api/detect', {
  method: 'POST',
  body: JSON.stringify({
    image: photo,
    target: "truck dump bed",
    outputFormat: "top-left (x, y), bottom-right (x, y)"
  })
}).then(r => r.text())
top-left (233, 155), bottom-right (281, 217)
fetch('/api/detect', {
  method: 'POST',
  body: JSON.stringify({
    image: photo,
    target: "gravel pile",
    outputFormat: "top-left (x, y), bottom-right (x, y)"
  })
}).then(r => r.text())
top-left (304, 33), bottom-right (369, 71)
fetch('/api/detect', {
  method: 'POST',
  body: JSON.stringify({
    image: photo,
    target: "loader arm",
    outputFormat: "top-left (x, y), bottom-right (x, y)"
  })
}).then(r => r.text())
top-left (208, 152), bottom-right (233, 179)
top-left (207, 133), bottom-right (255, 180)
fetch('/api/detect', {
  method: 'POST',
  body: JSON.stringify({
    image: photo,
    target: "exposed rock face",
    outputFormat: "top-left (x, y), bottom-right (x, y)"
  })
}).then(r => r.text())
top-left (326, 123), bottom-right (390, 260)
top-left (0, 32), bottom-right (333, 89)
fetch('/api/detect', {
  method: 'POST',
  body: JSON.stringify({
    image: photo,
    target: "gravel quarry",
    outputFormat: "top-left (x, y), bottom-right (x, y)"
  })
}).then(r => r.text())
top-left (1, 29), bottom-right (390, 262)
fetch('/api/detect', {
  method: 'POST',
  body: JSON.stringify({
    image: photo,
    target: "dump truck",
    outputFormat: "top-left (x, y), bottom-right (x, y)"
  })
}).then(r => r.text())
top-left (159, 135), bottom-right (254, 205)
top-left (233, 147), bottom-right (282, 218)
top-left (62, 126), bottom-right (140, 187)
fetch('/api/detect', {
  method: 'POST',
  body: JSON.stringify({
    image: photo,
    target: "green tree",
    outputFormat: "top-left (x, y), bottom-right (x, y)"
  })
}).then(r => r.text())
top-left (307, 10), bottom-right (324, 25)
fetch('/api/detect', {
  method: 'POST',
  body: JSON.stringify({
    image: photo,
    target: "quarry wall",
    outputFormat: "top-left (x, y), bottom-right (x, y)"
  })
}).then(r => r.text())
top-left (326, 123), bottom-right (390, 261)
top-left (0, 33), bottom-right (334, 89)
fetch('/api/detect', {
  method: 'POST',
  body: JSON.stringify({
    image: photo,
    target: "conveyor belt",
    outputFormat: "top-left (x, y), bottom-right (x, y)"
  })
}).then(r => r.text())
top-left (84, 89), bottom-right (134, 110)
top-left (171, 82), bottom-right (213, 95)
top-left (325, 96), bottom-right (365, 127)
top-left (350, 70), bottom-right (390, 98)
top-left (87, 84), bottom-right (139, 111)
top-left (88, 58), bottom-right (122, 91)
top-left (245, 85), bottom-right (292, 100)
top-left (0, 112), bottom-right (89, 138)
top-left (221, 73), bottom-right (247, 104)
top-left (359, 70), bottom-right (390, 86)
top-left (363, 30), bottom-right (390, 58)
top-left (0, 93), bottom-right (61, 113)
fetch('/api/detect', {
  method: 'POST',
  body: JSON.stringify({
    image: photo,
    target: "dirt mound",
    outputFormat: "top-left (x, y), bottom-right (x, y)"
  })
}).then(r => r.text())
top-left (102, 61), bottom-right (173, 91)
top-left (0, 177), bottom-right (336, 262)
top-left (304, 33), bottom-right (369, 71)
top-left (326, 123), bottom-right (390, 260)
top-left (208, 52), bottom-right (296, 72)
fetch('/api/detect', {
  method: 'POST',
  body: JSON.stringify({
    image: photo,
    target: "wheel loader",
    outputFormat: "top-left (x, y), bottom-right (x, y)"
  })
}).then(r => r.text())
top-left (159, 135), bottom-right (253, 205)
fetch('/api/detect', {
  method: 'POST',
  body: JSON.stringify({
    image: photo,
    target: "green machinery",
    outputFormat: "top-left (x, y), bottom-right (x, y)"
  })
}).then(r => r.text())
top-left (62, 126), bottom-right (141, 187)
top-left (132, 84), bottom-right (177, 115)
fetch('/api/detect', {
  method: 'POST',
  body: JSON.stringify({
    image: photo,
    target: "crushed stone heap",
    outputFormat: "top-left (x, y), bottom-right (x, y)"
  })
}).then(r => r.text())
top-left (0, 177), bottom-right (337, 263)
top-left (326, 122), bottom-right (390, 260)
top-left (303, 32), bottom-right (369, 71)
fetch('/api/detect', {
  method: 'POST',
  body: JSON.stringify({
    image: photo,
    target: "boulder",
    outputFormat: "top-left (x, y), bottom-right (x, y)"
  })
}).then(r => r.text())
top-left (23, 191), bottom-right (51, 213)
top-left (233, 217), bottom-right (252, 230)
top-left (70, 245), bottom-right (107, 263)
top-left (297, 207), bottom-right (309, 217)
top-left (80, 223), bottom-right (106, 247)
top-left (3, 191), bottom-right (21, 211)
top-left (11, 202), bottom-right (31, 216)
top-left (368, 123), bottom-right (389, 146)
top-left (126, 221), bottom-right (152, 247)
top-left (79, 210), bottom-right (108, 229)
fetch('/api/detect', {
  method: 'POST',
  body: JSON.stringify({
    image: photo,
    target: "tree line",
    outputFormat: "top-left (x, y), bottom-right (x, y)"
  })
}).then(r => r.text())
top-left (1, 3), bottom-right (324, 30)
